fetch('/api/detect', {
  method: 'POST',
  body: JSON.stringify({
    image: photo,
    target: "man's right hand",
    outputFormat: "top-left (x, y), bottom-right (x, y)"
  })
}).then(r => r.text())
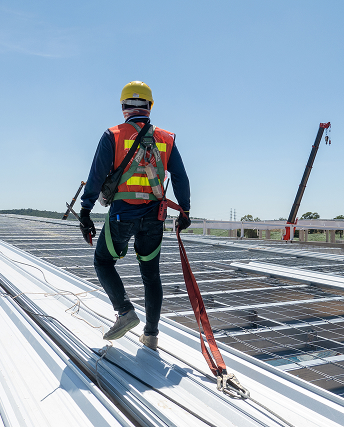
top-left (79, 209), bottom-right (96, 245)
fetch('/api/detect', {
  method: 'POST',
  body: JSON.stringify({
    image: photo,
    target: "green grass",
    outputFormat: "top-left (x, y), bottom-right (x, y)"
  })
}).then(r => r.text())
top-left (164, 228), bottom-right (344, 243)
top-left (294, 232), bottom-right (344, 242)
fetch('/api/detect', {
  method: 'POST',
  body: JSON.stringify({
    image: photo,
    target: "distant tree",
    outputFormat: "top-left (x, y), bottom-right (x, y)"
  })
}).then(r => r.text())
top-left (300, 212), bottom-right (320, 234)
top-left (240, 214), bottom-right (261, 222)
top-left (300, 212), bottom-right (320, 220)
top-left (278, 217), bottom-right (287, 221)
top-left (240, 214), bottom-right (258, 238)
top-left (0, 208), bottom-right (106, 222)
top-left (334, 215), bottom-right (344, 237)
top-left (241, 214), bottom-right (254, 221)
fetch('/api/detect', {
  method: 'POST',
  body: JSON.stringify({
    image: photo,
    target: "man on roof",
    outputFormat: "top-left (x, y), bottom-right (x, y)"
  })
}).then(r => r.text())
top-left (80, 81), bottom-right (191, 350)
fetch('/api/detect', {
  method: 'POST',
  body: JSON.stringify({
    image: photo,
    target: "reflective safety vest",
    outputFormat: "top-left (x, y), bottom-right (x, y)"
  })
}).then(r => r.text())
top-left (108, 121), bottom-right (174, 204)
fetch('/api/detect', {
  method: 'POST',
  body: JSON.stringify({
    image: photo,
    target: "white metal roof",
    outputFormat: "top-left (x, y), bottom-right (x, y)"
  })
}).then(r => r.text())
top-left (0, 287), bottom-right (133, 427)
top-left (0, 232), bottom-right (344, 426)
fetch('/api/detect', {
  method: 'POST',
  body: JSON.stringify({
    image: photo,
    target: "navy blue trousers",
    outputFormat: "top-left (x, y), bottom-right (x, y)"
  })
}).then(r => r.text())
top-left (94, 207), bottom-right (163, 336)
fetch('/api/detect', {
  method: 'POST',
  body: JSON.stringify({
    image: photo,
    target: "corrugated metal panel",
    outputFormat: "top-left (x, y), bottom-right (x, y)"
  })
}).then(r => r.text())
top-left (0, 243), bottom-right (279, 426)
top-left (0, 233), bottom-right (343, 426)
top-left (0, 288), bottom-right (133, 427)
top-left (1, 215), bottom-right (344, 426)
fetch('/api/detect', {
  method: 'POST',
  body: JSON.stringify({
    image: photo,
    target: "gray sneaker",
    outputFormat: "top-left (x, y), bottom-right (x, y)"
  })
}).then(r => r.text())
top-left (103, 310), bottom-right (140, 340)
top-left (139, 334), bottom-right (158, 351)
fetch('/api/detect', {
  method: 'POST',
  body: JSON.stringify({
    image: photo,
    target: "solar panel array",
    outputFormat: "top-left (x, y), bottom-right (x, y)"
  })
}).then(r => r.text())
top-left (1, 215), bottom-right (344, 398)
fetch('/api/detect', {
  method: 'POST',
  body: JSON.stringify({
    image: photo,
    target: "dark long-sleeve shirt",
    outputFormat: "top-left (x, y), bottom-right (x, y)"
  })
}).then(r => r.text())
top-left (81, 116), bottom-right (190, 220)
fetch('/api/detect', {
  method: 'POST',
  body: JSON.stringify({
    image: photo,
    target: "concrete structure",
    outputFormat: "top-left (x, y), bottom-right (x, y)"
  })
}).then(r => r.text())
top-left (166, 216), bottom-right (344, 247)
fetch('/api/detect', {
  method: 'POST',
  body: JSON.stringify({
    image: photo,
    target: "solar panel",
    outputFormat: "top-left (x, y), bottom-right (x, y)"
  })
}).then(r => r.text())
top-left (1, 214), bottom-right (344, 398)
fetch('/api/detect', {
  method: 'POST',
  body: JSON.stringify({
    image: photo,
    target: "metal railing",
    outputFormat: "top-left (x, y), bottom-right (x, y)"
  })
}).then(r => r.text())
top-left (164, 218), bottom-right (344, 241)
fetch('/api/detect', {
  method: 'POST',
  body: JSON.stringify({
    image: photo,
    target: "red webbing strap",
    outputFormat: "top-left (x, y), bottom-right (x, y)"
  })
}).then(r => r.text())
top-left (167, 199), bottom-right (226, 376)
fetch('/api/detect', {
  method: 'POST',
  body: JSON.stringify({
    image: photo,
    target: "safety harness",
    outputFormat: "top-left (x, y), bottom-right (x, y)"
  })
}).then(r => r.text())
top-left (113, 122), bottom-right (165, 202)
top-left (104, 122), bottom-right (164, 262)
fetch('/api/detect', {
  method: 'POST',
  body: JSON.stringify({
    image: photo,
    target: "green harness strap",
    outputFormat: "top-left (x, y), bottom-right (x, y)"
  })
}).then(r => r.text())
top-left (105, 210), bottom-right (162, 262)
top-left (119, 147), bottom-right (145, 185)
top-left (129, 121), bottom-right (154, 137)
top-left (113, 192), bottom-right (158, 201)
top-left (137, 121), bottom-right (164, 185)
top-left (104, 212), bottom-right (128, 260)
top-left (136, 240), bottom-right (162, 263)
top-left (152, 146), bottom-right (165, 188)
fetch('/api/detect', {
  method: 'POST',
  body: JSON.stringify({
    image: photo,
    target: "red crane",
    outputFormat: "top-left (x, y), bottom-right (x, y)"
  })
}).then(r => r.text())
top-left (283, 122), bottom-right (331, 240)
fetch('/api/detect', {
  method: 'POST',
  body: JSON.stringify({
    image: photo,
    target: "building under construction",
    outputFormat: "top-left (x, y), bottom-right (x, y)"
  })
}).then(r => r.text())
top-left (0, 213), bottom-right (344, 426)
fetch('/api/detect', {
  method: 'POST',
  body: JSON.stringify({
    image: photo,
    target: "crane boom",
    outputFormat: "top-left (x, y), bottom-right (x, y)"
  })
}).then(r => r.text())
top-left (283, 122), bottom-right (330, 240)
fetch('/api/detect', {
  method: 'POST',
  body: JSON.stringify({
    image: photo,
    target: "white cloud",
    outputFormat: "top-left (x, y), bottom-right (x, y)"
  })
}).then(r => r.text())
top-left (0, 7), bottom-right (78, 58)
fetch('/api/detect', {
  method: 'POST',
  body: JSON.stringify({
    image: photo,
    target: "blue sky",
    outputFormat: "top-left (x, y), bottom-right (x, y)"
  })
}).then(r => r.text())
top-left (1, 1), bottom-right (343, 220)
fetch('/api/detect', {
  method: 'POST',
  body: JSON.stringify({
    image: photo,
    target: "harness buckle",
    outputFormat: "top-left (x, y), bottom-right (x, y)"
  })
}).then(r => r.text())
top-left (217, 370), bottom-right (250, 399)
top-left (141, 138), bottom-right (154, 163)
top-left (144, 148), bottom-right (152, 162)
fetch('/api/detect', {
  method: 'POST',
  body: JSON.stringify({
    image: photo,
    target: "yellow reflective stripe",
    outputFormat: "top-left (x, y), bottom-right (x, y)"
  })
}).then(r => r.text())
top-left (124, 139), bottom-right (135, 149)
top-left (124, 140), bottom-right (166, 152)
top-left (155, 143), bottom-right (166, 152)
top-left (127, 176), bottom-right (150, 186)
top-left (127, 176), bottom-right (161, 186)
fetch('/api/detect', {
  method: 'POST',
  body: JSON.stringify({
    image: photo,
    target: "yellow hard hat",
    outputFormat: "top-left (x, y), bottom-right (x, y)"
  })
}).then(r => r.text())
top-left (120, 81), bottom-right (154, 107)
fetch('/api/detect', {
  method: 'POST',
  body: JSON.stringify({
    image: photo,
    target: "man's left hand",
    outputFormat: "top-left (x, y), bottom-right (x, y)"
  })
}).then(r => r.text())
top-left (176, 211), bottom-right (191, 231)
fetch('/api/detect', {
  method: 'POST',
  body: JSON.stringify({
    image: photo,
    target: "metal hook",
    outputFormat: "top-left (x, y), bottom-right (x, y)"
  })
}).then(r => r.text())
top-left (217, 372), bottom-right (250, 399)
